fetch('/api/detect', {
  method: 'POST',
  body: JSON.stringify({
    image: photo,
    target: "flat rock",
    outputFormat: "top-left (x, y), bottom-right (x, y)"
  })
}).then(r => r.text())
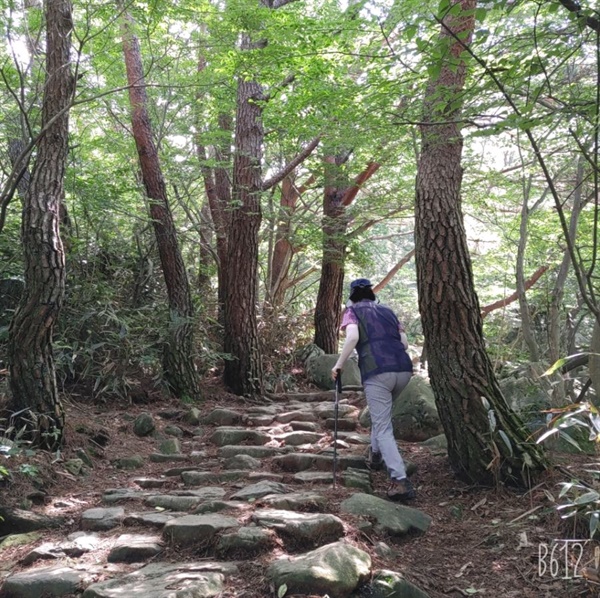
top-left (133, 477), bottom-right (168, 489)
top-left (202, 408), bottom-right (243, 426)
top-left (163, 514), bottom-right (239, 545)
top-left (144, 495), bottom-right (203, 511)
top-left (123, 511), bottom-right (186, 528)
top-left (342, 468), bottom-right (372, 492)
top-left (107, 533), bottom-right (164, 563)
top-left (275, 410), bottom-right (318, 424)
top-left (248, 472), bottom-right (284, 481)
top-left (81, 507), bottom-right (125, 531)
top-left (245, 415), bottom-right (274, 426)
top-left (230, 481), bottom-right (289, 501)
top-left (274, 431), bottom-right (322, 446)
top-left (192, 501), bottom-right (248, 515)
top-left (253, 509), bottom-right (344, 547)
top-left (273, 452), bottom-right (367, 473)
top-left (210, 427), bottom-right (271, 447)
top-left (102, 488), bottom-right (150, 503)
top-left (82, 561), bottom-right (238, 598)
top-left (223, 454), bottom-right (262, 470)
top-left (314, 402), bottom-right (359, 419)
top-left (2, 565), bottom-right (87, 598)
top-left (260, 491), bottom-right (326, 511)
top-left (217, 445), bottom-right (283, 459)
top-left (339, 493), bottom-right (432, 537)
top-left (293, 470), bottom-right (334, 484)
top-left (325, 417), bottom-right (357, 431)
top-left (337, 431), bottom-right (370, 444)
top-left (267, 540), bottom-right (371, 598)
top-left (0, 508), bottom-right (64, 536)
top-left (163, 465), bottom-right (202, 477)
top-left (182, 470), bottom-right (248, 485)
top-left (216, 526), bottom-right (274, 556)
top-left (369, 568), bottom-right (431, 597)
top-left (288, 421), bottom-right (318, 432)
top-left (20, 535), bottom-right (99, 565)
top-left (149, 453), bottom-right (188, 463)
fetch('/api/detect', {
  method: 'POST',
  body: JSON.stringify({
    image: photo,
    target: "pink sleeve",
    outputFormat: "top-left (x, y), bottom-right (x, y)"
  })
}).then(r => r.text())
top-left (340, 308), bottom-right (358, 331)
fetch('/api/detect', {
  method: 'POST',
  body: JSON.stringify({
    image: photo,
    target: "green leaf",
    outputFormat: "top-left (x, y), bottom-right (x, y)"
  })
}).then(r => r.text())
top-left (475, 7), bottom-right (487, 21)
top-left (574, 491), bottom-right (600, 505)
top-left (558, 431), bottom-right (582, 452)
top-left (278, 584), bottom-right (288, 598)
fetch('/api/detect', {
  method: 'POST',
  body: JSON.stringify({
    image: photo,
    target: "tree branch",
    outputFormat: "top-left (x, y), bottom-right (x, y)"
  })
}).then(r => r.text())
top-left (340, 161), bottom-right (381, 206)
top-left (262, 136), bottom-right (321, 191)
top-left (481, 266), bottom-right (549, 318)
top-left (557, 0), bottom-right (600, 33)
top-left (373, 249), bottom-right (415, 293)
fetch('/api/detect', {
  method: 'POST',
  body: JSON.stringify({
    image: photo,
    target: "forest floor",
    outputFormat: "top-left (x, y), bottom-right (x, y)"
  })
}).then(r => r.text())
top-left (1, 377), bottom-right (600, 597)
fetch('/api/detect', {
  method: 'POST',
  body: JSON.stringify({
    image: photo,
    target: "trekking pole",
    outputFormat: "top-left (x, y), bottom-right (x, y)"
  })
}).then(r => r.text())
top-left (333, 369), bottom-right (342, 488)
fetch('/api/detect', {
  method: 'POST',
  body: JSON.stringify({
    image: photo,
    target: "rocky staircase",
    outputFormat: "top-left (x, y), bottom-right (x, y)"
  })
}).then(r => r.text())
top-left (0, 390), bottom-right (433, 598)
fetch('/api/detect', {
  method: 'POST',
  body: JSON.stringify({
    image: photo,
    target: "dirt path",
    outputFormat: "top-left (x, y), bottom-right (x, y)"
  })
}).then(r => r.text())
top-left (0, 390), bottom-right (596, 597)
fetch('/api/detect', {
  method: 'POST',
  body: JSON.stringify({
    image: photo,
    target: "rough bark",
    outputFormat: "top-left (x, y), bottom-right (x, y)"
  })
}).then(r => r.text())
top-left (223, 44), bottom-right (265, 396)
top-left (313, 158), bottom-right (380, 353)
top-left (314, 155), bottom-right (350, 354)
top-left (7, 0), bottom-right (74, 451)
top-left (414, 0), bottom-right (547, 486)
top-left (121, 14), bottom-right (200, 400)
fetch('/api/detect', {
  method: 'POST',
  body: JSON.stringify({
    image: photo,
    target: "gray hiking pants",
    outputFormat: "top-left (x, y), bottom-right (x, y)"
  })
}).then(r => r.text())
top-left (364, 371), bottom-right (413, 481)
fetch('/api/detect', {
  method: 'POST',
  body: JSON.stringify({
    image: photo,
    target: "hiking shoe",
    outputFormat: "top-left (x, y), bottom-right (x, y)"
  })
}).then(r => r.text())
top-left (366, 447), bottom-right (384, 471)
top-left (387, 477), bottom-right (416, 502)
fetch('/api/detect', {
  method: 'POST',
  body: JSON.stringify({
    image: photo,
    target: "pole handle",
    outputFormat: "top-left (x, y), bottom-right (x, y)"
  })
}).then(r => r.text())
top-left (335, 369), bottom-right (342, 394)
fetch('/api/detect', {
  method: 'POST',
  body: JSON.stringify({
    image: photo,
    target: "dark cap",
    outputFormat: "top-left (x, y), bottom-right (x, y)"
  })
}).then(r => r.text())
top-left (350, 278), bottom-right (372, 291)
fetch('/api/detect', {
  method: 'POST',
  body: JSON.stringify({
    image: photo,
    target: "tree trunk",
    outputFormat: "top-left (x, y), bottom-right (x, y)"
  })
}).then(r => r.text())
top-left (196, 112), bottom-right (232, 329)
top-left (268, 174), bottom-right (301, 308)
top-left (7, 0), bottom-right (74, 451)
top-left (414, 0), bottom-right (546, 486)
top-left (516, 176), bottom-right (540, 362)
top-left (223, 45), bottom-right (265, 396)
top-left (313, 158), bottom-right (348, 353)
top-left (549, 159), bottom-right (584, 401)
top-left (121, 13), bottom-right (200, 400)
top-left (313, 157), bottom-right (381, 353)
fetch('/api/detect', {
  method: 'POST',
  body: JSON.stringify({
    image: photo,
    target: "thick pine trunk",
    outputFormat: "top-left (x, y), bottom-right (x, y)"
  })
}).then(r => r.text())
top-left (415, 0), bottom-right (546, 486)
top-left (122, 15), bottom-right (200, 400)
top-left (223, 63), bottom-right (264, 396)
top-left (7, 0), bottom-right (74, 451)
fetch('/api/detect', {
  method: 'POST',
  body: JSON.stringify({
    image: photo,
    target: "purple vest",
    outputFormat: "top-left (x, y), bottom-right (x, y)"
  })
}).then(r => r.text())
top-left (348, 300), bottom-right (413, 381)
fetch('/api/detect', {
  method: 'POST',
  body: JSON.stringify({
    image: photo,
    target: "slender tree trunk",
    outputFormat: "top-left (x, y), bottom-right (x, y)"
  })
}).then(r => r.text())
top-left (196, 112), bottom-right (232, 328)
top-left (121, 14), bottom-right (200, 400)
top-left (549, 159), bottom-right (584, 397)
top-left (314, 155), bottom-right (348, 353)
top-left (516, 176), bottom-right (540, 362)
top-left (7, 0), bottom-right (74, 451)
top-left (223, 42), bottom-right (265, 396)
top-left (414, 0), bottom-right (546, 486)
top-left (268, 174), bottom-right (299, 308)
